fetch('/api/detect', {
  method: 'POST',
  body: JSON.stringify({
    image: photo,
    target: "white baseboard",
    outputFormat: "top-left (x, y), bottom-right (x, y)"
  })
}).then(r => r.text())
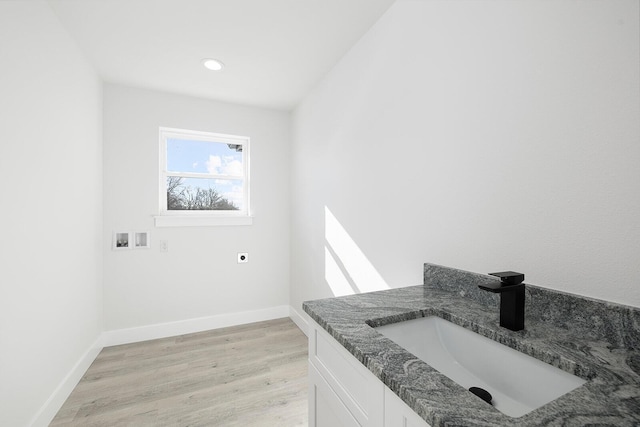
top-left (30, 335), bottom-right (105, 427)
top-left (289, 305), bottom-right (309, 336)
top-left (103, 305), bottom-right (291, 346)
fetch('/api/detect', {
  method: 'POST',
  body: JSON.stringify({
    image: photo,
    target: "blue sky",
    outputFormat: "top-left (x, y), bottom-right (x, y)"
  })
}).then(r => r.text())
top-left (167, 138), bottom-right (244, 208)
top-left (167, 138), bottom-right (242, 174)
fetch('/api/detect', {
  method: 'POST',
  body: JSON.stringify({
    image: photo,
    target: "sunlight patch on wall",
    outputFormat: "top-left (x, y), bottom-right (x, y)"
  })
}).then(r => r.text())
top-left (324, 246), bottom-right (357, 296)
top-left (324, 206), bottom-right (389, 296)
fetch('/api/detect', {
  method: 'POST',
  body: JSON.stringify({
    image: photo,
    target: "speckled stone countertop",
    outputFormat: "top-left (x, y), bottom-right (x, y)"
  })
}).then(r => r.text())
top-left (302, 264), bottom-right (640, 426)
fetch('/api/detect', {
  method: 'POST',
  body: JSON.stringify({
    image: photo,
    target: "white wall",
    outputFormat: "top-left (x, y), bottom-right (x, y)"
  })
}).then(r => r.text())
top-left (291, 0), bottom-right (640, 311)
top-left (103, 85), bottom-right (291, 333)
top-left (0, 2), bottom-right (103, 426)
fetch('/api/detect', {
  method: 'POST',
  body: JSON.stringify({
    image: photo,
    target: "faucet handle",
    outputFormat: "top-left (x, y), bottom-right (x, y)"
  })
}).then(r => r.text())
top-left (489, 271), bottom-right (525, 286)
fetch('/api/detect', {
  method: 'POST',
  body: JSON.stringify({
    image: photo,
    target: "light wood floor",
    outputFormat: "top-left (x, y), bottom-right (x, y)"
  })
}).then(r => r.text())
top-left (50, 318), bottom-right (308, 426)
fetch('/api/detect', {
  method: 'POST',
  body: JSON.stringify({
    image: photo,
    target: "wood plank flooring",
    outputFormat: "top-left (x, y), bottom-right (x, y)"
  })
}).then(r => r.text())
top-left (50, 318), bottom-right (308, 426)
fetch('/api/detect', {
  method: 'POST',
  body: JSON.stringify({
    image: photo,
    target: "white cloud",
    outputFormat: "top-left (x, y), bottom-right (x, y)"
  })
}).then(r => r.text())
top-left (206, 155), bottom-right (222, 174)
top-left (207, 155), bottom-right (242, 176)
top-left (223, 185), bottom-right (244, 208)
top-left (222, 160), bottom-right (243, 176)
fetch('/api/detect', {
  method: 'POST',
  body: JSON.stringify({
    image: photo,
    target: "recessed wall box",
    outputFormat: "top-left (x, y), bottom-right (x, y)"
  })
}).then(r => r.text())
top-left (113, 232), bottom-right (131, 250)
top-left (134, 232), bottom-right (150, 249)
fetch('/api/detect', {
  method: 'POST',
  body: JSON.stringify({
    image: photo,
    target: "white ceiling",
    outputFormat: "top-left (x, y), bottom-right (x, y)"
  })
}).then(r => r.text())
top-left (48, 0), bottom-right (396, 111)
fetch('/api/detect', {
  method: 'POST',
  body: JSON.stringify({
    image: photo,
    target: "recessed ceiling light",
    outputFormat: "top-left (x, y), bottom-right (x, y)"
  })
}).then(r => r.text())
top-left (202, 58), bottom-right (224, 71)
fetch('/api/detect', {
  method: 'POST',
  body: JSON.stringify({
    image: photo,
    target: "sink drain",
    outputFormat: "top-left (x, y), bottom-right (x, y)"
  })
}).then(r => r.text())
top-left (469, 387), bottom-right (493, 405)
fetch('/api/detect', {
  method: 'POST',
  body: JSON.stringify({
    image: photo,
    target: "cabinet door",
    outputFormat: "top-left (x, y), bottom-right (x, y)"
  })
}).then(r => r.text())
top-left (309, 363), bottom-right (360, 427)
top-left (309, 321), bottom-right (384, 427)
top-left (384, 387), bottom-right (431, 427)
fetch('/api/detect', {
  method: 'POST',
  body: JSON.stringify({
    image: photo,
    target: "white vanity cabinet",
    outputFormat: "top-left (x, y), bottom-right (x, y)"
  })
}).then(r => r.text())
top-left (308, 320), bottom-right (431, 427)
top-left (384, 387), bottom-right (432, 427)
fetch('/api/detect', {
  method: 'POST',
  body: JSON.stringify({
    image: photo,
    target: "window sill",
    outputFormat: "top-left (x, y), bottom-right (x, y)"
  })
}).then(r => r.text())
top-left (154, 215), bottom-right (253, 227)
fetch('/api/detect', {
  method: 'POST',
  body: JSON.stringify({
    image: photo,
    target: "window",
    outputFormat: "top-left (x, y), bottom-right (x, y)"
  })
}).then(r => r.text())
top-left (156, 127), bottom-right (251, 227)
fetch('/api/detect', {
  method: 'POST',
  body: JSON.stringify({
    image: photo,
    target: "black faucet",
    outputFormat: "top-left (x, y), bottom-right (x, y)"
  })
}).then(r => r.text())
top-left (478, 271), bottom-right (525, 331)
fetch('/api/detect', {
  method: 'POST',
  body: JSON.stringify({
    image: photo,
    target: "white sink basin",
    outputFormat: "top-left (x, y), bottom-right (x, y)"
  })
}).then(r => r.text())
top-left (375, 316), bottom-right (586, 418)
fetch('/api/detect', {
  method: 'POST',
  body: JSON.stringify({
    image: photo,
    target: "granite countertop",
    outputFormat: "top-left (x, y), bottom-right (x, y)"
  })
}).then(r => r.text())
top-left (302, 265), bottom-right (640, 427)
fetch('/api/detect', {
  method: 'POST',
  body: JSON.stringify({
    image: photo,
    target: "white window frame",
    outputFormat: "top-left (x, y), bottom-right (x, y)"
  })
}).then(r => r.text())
top-left (155, 127), bottom-right (252, 227)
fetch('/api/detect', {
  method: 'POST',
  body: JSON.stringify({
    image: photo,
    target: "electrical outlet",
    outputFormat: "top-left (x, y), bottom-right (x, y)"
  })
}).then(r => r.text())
top-left (160, 240), bottom-right (169, 253)
top-left (237, 252), bottom-right (248, 263)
